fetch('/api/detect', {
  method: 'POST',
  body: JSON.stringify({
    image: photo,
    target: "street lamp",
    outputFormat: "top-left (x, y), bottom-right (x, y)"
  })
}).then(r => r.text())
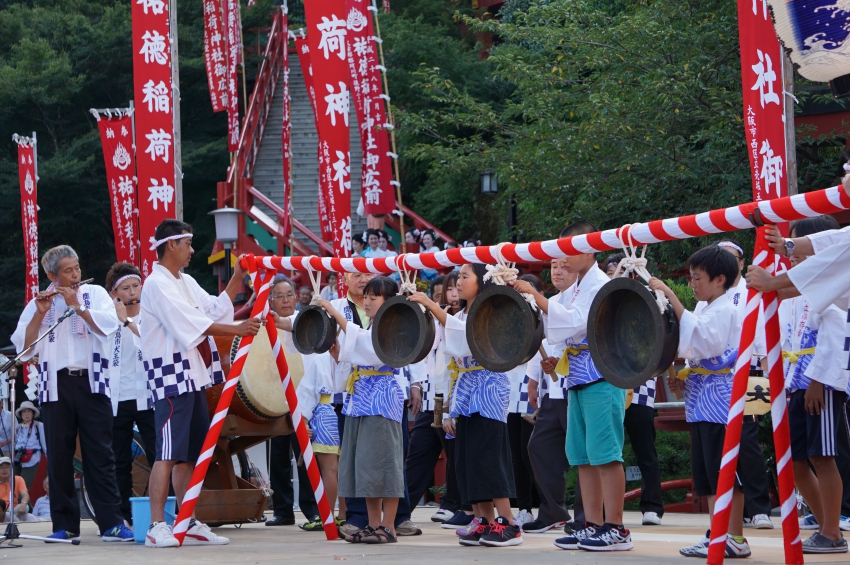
top-left (480, 169), bottom-right (498, 194)
top-left (208, 206), bottom-right (244, 282)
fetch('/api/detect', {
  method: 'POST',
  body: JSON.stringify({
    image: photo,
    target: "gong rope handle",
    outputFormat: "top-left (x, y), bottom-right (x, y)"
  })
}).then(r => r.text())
top-left (539, 345), bottom-right (558, 383)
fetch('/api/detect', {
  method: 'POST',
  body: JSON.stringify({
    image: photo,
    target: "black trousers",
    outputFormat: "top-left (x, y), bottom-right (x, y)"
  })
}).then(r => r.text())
top-left (406, 410), bottom-right (460, 512)
top-left (41, 371), bottom-right (124, 533)
top-left (268, 433), bottom-right (319, 520)
top-left (623, 403), bottom-right (664, 516)
top-left (507, 413), bottom-right (535, 512)
top-left (739, 418), bottom-right (772, 517)
top-left (528, 396), bottom-right (579, 523)
top-left (112, 400), bottom-right (156, 523)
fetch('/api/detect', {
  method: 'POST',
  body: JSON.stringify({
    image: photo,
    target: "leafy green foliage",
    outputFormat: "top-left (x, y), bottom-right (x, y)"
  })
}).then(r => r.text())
top-left (0, 0), bottom-right (249, 343)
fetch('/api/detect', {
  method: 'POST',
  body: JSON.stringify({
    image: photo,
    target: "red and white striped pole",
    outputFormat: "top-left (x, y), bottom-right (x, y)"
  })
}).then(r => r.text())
top-left (706, 234), bottom-right (802, 565)
top-left (761, 266), bottom-right (803, 563)
top-left (173, 256), bottom-right (273, 545)
top-left (263, 314), bottom-right (338, 539)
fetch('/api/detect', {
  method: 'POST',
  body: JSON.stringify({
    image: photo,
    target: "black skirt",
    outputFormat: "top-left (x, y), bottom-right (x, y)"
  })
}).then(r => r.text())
top-left (455, 413), bottom-right (515, 504)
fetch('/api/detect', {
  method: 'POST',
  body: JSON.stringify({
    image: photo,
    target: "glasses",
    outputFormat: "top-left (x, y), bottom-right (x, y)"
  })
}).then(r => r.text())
top-left (270, 293), bottom-right (296, 300)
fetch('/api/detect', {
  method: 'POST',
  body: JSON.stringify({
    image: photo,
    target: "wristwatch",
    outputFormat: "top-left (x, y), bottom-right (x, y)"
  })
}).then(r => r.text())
top-left (784, 239), bottom-right (796, 258)
top-left (123, 317), bottom-right (134, 327)
top-left (76, 304), bottom-right (87, 315)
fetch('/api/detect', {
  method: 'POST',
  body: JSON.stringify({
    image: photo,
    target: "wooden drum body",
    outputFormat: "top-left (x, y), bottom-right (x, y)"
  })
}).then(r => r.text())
top-left (467, 285), bottom-right (544, 373)
top-left (372, 295), bottom-right (437, 368)
top-left (588, 277), bottom-right (679, 390)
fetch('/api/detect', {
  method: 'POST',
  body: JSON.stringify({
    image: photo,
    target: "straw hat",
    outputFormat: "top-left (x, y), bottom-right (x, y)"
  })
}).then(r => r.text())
top-left (15, 401), bottom-right (40, 419)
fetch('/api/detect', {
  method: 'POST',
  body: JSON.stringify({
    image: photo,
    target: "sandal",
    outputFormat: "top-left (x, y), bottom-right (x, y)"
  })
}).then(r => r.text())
top-left (345, 525), bottom-right (375, 544)
top-left (362, 526), bottom-right (397, 544)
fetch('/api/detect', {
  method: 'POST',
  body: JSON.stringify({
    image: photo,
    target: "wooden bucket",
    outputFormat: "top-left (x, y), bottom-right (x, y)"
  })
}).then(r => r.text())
top-left (291, 305), bottom-right (337, 355)
top-left (467, 285), bottom-right (544, 373)
top-left (588, 277), bottom-right (679, 390)
top-left (372, 295), bottom-right (436, 368)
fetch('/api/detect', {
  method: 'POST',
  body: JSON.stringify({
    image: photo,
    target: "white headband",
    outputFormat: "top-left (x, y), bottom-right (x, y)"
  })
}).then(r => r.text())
top-left (843, 163), bottom-right (850, 171)
top-left (112, 274), bottom-right (141, 290)
top-left (717, 241), bottom-right (744, 256)
top-left (148, 233), bottom-right (193, 250)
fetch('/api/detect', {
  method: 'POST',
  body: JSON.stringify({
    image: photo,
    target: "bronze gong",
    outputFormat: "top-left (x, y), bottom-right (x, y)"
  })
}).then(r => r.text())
top-left (292, 305), bottom-right (337, 355)
top-left (467, 285), bottom-right (544, 373)
top-left (587, 277), bottom-right (679, 390)
top-left (372, 295), bottom-right (437, 368)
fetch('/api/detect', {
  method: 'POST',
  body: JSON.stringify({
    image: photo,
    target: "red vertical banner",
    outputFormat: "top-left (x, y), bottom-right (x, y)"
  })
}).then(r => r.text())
top-left (203, 0), bottom-right (228, 112)
top-left (304, 0), bottom-right (352, 260)
top-left (133, 0), bottom-right (176, 277)
top-left (281, 7), bottom-right (292, 238)
top-left (225, 0), bottom-right (241, 151)
top-left (345, 0), bottom-right (396, 216)
top-left (738, 0), bottom-right (789, 204)
top-left (95, 113), bottom-right (139, 266)
top-left (16, 139), bottom-right (39, 302)
top-left (295, 33), bottom-right (334, 243)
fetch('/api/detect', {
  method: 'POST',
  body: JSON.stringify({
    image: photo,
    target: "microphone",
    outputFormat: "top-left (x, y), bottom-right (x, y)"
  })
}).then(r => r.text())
top-left (58, 306), bottom-right (77, 322)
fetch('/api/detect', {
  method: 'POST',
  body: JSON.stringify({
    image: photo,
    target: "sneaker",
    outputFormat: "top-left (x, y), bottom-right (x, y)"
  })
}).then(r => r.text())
top-left (459, 517), bottom-right (488, 546)
top-left (642, 512), bottom-right (661, 526)
top-left (554, 522), bottom-right (598, 550)
top-left (480, 516), bottom-right (523, 547)
top-left (694, 535), bottom-right (751, 558)
top-left (431, 508), bottom-right (454, 522)
top-left (339, 522), bottom-right (362, 537)
top-left (442, 511), bottom-right (475, 529)
top-left (578, 524), bottom-right (634, 552)
top-left (299, 516), bottom-right (325, 532)
top-left (145, 521), bottom-right (179, 548)
top-left (679, 530), bottom-right (710, 557)
top-left (457, 517), bottom-right (482, 536)
top-left (184, 520), bottom-right (230, 546)
top-left (751, 514), bottom-right (774, 529)
top-left (45, 530), bottom-right (80, 543)
top-left (513, 509), bottom-right (534, 527)
top-left (840, 515), bottom-right (850, 531)
top-left (522, 518), bottom-right (566, 533)
top-left (802, 532), bottom-right (849, 554)
top-left (395, 520), bottom-right (422, 536)
top-left (102, 523), bottom-right (134, 542)
top-left (799, 513), bottom-right (819, 530)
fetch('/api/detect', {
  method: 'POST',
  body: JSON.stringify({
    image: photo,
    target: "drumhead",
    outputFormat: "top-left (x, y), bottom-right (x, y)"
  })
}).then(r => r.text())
top-left (232, 331), bottom-right (288, 419)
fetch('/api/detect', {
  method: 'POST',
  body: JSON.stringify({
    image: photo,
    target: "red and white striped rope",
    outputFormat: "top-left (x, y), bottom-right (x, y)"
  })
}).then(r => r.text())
top-left (263, 314), bottom-right (338, 539)
top-left (706, 238), bottom-right (802, 565)
top-left (240, 185), bottom-right (850, 273)
top-left (173, 257), bottom-right (273, 545)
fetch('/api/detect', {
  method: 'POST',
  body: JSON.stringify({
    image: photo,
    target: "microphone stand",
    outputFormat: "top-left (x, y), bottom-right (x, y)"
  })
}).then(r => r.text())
top-left (0, 307), bottom-right (80, 546)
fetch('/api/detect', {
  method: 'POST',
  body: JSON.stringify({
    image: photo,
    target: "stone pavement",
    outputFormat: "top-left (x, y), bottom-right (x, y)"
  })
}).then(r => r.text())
top-left (2, 508), bottom-right (847, 564)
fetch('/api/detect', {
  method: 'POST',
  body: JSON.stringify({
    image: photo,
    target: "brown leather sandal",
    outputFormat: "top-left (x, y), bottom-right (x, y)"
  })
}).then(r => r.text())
top-left (362, 526), bottom-right (397, 544)
top-left (345, 525), bottom-right (375, 543)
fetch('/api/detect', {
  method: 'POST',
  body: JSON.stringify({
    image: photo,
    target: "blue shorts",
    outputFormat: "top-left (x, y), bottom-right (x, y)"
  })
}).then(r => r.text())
top-left (155, 391), bottom-right (209, 463)
top-left (566, 380), bottom-right (625, 466)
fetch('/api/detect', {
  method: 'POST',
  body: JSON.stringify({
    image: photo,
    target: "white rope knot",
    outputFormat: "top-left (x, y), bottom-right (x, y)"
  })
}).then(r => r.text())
top-left (615, 225), bottom-right (669, 315)
top-left (396, 255), bottom-right (425, 311)
top-left (485, 243), bottom-right (538, 311)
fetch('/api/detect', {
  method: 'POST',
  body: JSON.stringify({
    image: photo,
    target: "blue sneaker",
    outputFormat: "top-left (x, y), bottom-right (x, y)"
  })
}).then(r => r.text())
top-left (45, 530), bottom-right (80, 543)
top-left (799, 514), bottom-right (819, 530)
top-left (102, 523), bottom-right (134, 542)
top-left (441, 511), bottom-right (474, 529)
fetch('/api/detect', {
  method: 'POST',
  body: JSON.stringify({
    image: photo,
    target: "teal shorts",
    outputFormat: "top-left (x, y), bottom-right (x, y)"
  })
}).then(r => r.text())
top-left (566, 380), bottom-right (626, 466)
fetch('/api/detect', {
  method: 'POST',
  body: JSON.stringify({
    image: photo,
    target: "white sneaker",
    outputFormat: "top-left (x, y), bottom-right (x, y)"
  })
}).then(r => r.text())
top-left (513, 509), bottom-right (535, 526)
top-left (183, 520), bottom-right (230, 546)
top-left (751, 514), bottom-right (774, 529)
top-left (430, 508), bottom-right (454, 523)
top-left (642, 512), bottom-right (661, 525)
top-left (694, 535), bottom-right (751, 558)
top-left (145, 521), bottom-right (179, 548)
top-left (840, 515), bottom-right (850, 532)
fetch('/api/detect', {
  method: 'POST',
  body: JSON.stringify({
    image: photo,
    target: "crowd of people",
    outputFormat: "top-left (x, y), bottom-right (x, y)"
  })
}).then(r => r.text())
top-left (6, 199), bottom-right (850, 555)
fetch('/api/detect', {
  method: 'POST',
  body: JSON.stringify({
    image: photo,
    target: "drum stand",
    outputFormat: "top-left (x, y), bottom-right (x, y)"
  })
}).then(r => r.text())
top-left (0, 308), bottom-right (80, 546)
